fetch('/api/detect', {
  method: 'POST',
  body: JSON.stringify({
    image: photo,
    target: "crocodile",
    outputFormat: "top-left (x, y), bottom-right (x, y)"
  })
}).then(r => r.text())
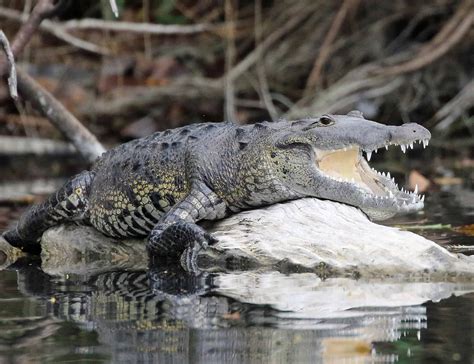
top-left (3, 111), bottom-right (431, 270)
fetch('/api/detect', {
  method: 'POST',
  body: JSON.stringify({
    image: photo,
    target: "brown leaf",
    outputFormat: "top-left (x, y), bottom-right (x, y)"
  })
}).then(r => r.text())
top-left (408, 170), bottom-right (430, 192)
top-left (454, 224), bottom-right (474, 236)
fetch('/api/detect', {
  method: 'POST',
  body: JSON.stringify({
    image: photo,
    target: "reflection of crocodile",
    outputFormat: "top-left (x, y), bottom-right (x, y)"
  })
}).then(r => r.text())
top-left (3, 111), bottom-right (431, 269)
top-left (12, 263), bottom-right (474, 364)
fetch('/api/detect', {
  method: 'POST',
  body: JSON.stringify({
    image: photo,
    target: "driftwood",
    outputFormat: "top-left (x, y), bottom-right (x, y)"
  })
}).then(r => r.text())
top-left (0, 136), bottom-right (75, 156)
top-left (4, 198), bottom-right (468, 278)
top-left (0, 178), bottom-right (64, 202)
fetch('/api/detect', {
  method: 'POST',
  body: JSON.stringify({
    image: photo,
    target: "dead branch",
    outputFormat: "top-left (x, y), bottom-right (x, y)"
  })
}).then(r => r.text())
top-left (16, 68), bottom-right (105, 162)
top-left (7, 0), bottom-right (55, 60)
top-left (224, 0), bottom-right (237, 122)
top-left (60, 18), bottom-right (217, 35)
top-left (0, 136), bottom-right (75, 156)
top-left (0, 114), bottom-right (54, 129)
top-left (0, 6), bottom-right (110, 55)
top-left (0, 31), bottom-right (18, 99)
top-left (109, 0), bottom-right (119, 18)
top-left (373, 0), bottom-right (474, 76)
top-left (254, 0), bottom-right (279, 121)
top-left (80, 78), bottom-right (222, 119)
top-left (432, 79), bottom-right (474, 131)
top-left (0, 0), bottom-right (106, 163)
top-left (226, 2), bottom-right (313, 81)
top-left (0, 0), bottom-right (54, 75)
top-left (304, 0), bottom-right (359, 95)
top-left (286, 0), bottom-right (473, 119)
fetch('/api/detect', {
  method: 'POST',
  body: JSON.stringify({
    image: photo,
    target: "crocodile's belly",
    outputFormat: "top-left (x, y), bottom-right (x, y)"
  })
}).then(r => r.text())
top-left (88, 179), bottom-right (187, 238)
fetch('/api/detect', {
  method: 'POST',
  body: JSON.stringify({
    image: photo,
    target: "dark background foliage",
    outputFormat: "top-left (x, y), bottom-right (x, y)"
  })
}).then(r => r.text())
top-left (0, 0), bottom-right (472, 180)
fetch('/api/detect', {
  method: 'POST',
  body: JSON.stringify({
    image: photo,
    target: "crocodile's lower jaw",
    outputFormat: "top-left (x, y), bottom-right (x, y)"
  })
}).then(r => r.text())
top-left (314, 140), bottom-right (429, 217)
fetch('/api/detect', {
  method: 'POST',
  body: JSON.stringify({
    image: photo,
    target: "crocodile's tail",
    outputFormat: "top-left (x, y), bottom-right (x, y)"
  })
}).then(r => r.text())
top-left (3, 171), bottom-right (94, 254)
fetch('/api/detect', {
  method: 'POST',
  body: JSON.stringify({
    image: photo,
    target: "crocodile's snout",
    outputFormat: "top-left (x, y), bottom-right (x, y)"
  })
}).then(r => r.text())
top-left (389, 123), bottom-right (431, 146)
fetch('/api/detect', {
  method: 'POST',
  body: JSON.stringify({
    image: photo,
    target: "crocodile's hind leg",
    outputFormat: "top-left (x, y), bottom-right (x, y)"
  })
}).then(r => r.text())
top-left (2, 171), bottom-right (94, 254)
top-left (147, 181), bottom-right (226, 272)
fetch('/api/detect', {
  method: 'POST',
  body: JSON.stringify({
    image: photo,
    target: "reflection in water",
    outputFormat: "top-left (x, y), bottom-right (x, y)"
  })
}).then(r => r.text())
top-left (1, 260), bottom-right (473, 363)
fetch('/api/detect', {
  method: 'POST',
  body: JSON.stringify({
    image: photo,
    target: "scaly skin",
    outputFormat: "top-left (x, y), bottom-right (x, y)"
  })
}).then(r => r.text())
top-left (3, 111), bottom-right (431, 271)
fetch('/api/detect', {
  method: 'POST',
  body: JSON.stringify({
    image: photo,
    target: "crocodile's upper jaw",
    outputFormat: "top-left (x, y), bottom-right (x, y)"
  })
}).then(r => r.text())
top-left (314, 138), bottom-right (430, 220)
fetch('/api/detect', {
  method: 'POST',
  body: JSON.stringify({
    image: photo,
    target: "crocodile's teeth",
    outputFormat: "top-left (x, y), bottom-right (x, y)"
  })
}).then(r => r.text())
top-left (366, 151), bottom-right (372, 161)
top-left (421, 195), bottom-right (425, 202)
top-left (401, 145), bottom-right (406, 153)
top-left (388, 190), bottom-right (394, 198)
top-left (414, 184), bottom-right (418, 194)
top-left (387, 172), bottom-right (391, 179)
top-left (422, 139), bottom-right (429, 148)
top-left (385, 145), bottom-right (389, 150)
top-left (409, 142), bottom-right (414, 149)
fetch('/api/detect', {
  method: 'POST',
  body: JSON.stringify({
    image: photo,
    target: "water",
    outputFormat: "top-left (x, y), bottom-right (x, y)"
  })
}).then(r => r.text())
top-left (0, 183), bottom-right (472, 363)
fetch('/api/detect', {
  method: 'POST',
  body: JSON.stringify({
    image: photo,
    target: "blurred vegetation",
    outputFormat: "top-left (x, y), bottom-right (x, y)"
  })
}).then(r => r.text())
top-left (0, 0), bottom-right (472, 162)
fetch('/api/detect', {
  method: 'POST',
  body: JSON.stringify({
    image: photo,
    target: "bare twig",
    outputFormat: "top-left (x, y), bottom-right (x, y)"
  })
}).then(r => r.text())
top-left (227, 4), bottom-right (313, 81)
top-left (304, 0), bottom-right (359, 95)
top-left (0, 178), bottom-right (66, 203)
top-left (60, 18), bottom-right (216, 35)
top-left (254, 0), bottom-right (279, 121)
top-left (8, 0), bottom-right (55, 59)
top-left (288, 0), bottom-right (473, 119)
top-left (0, 0), bottom-right (106, 162)
top-left (0, 6), bottom-right (110, 55)
top-left (432, 79), bottom-right (474, 131)
top-left (0, 31), bottom-right (18, 99)
top-left (0, 0), bottom-right (55, 76)
top-left (16, 68), bottom-right (105, 162)
top-left (109, 0), bottom-right (119, 18)
top-left (0, 136), bottom-right (75, 156)
top-left (224, 0), bottom-right (237, 122)
top-left (80, 78), bottom-right (222, 119)
top-left (373, 0), bottom-right (474, 76)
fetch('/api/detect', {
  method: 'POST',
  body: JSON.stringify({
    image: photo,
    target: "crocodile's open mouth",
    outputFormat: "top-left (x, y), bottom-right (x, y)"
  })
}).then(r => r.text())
top-left (314, 138), bottom-right (430, 214)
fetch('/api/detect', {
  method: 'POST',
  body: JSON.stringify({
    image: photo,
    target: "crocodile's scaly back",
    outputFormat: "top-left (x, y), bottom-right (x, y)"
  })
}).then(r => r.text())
top-left (88, 126), bottom-right (192, 237)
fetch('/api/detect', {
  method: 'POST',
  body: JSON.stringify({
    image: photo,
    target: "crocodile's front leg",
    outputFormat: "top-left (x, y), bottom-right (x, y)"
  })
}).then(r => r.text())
top-left (147, 181), bottom-right (226, 272)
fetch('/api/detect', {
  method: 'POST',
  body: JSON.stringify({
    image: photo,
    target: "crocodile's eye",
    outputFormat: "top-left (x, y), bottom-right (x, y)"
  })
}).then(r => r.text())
top-left (75, 187), bottom-right (82, 195)
top-left (319, 115), bottom-right (335, 126)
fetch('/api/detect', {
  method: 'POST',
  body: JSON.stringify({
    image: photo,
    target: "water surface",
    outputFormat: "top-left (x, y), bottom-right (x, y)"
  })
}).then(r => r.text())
top-left (0, 180), bottom-right (472, 363)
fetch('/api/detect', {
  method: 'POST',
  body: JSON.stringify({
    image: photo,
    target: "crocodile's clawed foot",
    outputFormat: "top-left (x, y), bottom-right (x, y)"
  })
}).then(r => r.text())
top-left (148, 221), bottom-right (218, 273)
top-left (179, 224), bottom-right (218, 273)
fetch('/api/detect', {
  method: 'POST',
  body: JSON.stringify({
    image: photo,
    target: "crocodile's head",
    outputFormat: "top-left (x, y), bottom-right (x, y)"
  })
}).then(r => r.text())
top-left (269, 110), bottom-right (431, 220)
